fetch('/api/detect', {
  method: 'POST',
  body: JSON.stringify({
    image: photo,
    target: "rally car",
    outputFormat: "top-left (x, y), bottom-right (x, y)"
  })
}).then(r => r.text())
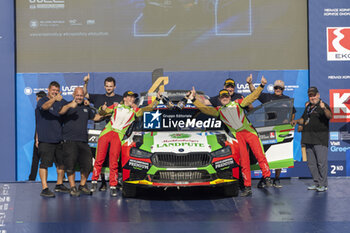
top-left (120, 91), bottom-right (241, 197)
top-left (88, 91), bottom-right (295, 198)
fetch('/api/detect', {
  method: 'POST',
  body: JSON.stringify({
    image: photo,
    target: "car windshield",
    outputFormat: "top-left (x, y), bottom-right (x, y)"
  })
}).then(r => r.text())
top-left (246, 98), bottom-right (294, 127)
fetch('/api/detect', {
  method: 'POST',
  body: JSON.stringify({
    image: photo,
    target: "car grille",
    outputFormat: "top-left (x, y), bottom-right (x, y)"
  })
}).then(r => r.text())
top-left (151, 153), bottom-right (211, 168)
top-left (152, 171), bottom-right (211, 183)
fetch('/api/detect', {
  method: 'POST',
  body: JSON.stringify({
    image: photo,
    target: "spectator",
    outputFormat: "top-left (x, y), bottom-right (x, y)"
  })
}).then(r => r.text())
top-left (291, 87), bottom-right (332, 192)
top-left (28, 91), bottom-right (47, 181)
top-left (37, 81), bottom-right (69, 197)
top-left (59, 87), bottom-right (102, 197)
top-left (247, 75), bottom-right (296, 188)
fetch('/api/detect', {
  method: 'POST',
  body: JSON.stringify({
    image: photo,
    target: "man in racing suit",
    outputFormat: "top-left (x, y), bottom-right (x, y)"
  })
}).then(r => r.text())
top-left (188, 77), bottom-right (271, 197)
top-left (91, 91), bottom-right (161, 197)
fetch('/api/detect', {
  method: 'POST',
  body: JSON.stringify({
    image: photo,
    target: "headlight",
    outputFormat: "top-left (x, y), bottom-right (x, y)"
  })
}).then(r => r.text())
top-left (210, 146), bottom-right (232, 157)
top-left (130, 147), bottom-right (153, 158)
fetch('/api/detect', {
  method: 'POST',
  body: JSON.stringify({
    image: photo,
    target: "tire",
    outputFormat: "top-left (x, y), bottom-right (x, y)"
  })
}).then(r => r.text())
top-left (223, 182), bottom-right (239, 197)
top-left (122, 183), bottom-right (137, 198)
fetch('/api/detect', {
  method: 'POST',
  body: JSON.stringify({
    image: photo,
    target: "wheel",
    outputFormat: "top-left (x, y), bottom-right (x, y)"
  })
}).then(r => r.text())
top-left (122, 183), bottom-right (137, 198)
top-left (223, 182), bottom-right (239, 197)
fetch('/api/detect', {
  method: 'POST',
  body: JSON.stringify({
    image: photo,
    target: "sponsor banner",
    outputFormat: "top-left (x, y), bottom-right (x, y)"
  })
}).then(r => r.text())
top-left (309, 0), bottom-right (350, 175)
top-left (327, 27), bottom-right (350, 61)
top-left (330, 89), bottom-right (350, 122)
top-left (328, 160), bottom-right (346, 176)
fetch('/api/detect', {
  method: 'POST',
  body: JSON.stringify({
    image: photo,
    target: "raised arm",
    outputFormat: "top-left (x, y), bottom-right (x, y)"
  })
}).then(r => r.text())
top-left (240, 76), bottom-right (267, 108)
top-left (98, 102), bottom-right (114, 116)
top-left (246, 74), bottom-right (255, 93)
top-left (136, 92), bottom-right (162, 117)
top-left (83, 73), bottom-right (90, 99)
top-left (319, 100), bottom-right (333, 119)
top-left (188, 87), bottom-right (219, 117)
top-left (41, 93), bottom-right (62, 110)
top-left (59, 101), bottom-right (78, 115)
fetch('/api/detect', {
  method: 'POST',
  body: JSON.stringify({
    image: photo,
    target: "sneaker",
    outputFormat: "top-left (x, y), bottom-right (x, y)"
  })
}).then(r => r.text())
top-left (316, 186), bottom-right (327, 192)
top-left (257, 177), bottom-right (272, 188)
top-left (273, 178), bottom-right (283, 188)
top-left (307, 185), bottom-right (318, 190)
top-left (70, 186), bottom-right (80, 197)
top-left (79, 184), bottom-right (92, 195)
top-left (110, 186), bottom-right (118, 197)
top-left (265, 177), bottom-right (272, 187)
top-left (240, 186), bottom-right (252, 197)
top-left (90, 181), bottom-right (98, 192)
top-left (40, 188), bottom-right (55, 198)
top-left (54, 184), bottom-right (70, 193)
top-left (99, 182), bottom-right (107, 192)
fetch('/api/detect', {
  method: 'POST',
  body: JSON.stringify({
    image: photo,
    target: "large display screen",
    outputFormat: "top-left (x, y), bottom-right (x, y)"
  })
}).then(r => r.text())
top-left (16, 0), bottom-right (308, 73)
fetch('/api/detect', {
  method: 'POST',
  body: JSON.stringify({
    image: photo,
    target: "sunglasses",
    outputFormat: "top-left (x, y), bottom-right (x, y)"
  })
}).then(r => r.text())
top-left (274, 86), bottom-right (284, 90)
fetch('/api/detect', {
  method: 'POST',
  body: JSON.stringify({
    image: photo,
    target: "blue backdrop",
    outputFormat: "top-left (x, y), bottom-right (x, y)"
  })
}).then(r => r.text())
top-left (16, 70), bottom-right (308, 181)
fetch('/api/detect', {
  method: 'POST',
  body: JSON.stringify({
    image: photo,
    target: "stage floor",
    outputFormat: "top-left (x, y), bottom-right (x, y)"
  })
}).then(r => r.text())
top-left (1, 178), bottom-right (350, 233)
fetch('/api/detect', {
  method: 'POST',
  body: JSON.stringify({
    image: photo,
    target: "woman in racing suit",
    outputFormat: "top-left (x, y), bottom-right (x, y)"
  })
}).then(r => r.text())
top-left (189, 77), bottom-right (271, 197)
top-left (91, 91), bottom-right (161, 196)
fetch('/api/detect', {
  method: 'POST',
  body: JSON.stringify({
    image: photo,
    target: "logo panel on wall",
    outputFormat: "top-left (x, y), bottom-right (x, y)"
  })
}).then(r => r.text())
top-left (327, 27), bottom-right (350, 61)
top-left (330, 89), bottom-right (350, 122)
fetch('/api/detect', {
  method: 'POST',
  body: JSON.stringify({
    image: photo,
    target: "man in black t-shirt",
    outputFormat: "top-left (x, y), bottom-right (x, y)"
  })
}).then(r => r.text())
top-left (83, 74), bottom-right (123, 191)
top-left (247, 75), bottom-right (296, 188)
top-left (291, 87), bottom-right (332, 192)
top-left (59, 87), bottom-right (102, 197)
top-left (83, 74), bottom-right (123, 116)
top-left (37, 81), bottom-right (69, 198)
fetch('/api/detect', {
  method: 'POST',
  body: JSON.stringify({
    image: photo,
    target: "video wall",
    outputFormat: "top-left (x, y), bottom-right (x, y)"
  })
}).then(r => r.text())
top-left (15, 0), bottom-right (310, 180)
top-left (16, 0), bottom-right (308, 73)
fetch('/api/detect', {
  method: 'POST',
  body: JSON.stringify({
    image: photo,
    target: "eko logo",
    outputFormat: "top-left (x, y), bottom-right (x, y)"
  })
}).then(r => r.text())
top-left (330, 89), bottom-right (350, 122)
top-left (327, 27), bottom-right (350, 61)
top-left (143, 110), bottom-right (162, 129)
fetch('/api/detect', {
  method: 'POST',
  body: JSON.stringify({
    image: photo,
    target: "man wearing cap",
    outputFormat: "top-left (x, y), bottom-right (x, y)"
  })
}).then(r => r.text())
top-left (59, 87), bottom-right (103, 197)
top-left (291, 87), bottom-right (332, 192)
top-left (83, 74), bottom-right (123, 191)
top-left (246, 75), bottom-right (296, 188)
top-left (91, 90), bottom-right (162, 197)
top-left (28, 91), bottom-right (47, 181)
top-left (188, 77), bottom-right (272, 197)
top-left (209, 78), bottom-right (245, 107)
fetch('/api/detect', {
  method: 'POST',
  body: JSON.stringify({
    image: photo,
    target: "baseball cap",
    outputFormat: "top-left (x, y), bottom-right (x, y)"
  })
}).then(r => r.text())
top-left (123, 91), bottom-right (138, 98)
top-left (219, 89), bottom-right (230, 98)
top-left (273, 80), bottom-right (285, 89)
top-left (36, 91), bottom-right (46, 98)
top-left (308, 87), bottom-right (319, 96)
top-left (224, 78), bottom-right (235, 87)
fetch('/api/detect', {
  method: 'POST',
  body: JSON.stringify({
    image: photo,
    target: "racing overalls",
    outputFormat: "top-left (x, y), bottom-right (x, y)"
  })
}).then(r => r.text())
top-left (193, 85), bottom-right (271, 187)
top-left (92, 100), bottom-right (159, 187)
